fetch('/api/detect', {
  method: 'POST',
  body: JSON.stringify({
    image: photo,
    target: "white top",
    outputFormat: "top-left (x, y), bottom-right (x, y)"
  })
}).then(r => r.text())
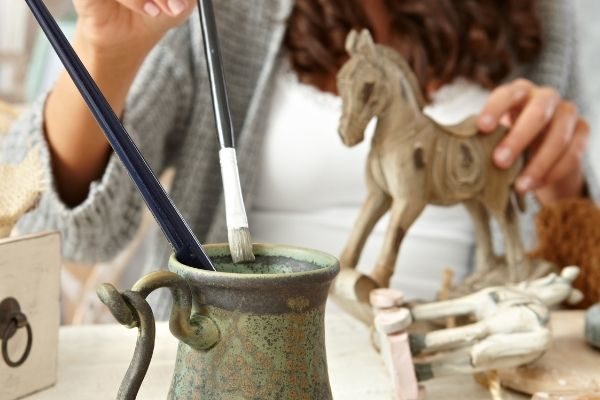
top-left (249, 60), bottom-right (491, 300)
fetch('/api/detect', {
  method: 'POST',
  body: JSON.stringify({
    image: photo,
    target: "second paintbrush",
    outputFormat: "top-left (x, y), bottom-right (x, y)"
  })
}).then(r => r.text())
top-left (197, 0), bottom-right (255, 263)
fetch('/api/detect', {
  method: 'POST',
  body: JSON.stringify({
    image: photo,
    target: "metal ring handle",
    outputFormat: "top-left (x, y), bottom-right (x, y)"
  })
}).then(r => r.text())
top-left (2, 314), bottom-right (33, 368)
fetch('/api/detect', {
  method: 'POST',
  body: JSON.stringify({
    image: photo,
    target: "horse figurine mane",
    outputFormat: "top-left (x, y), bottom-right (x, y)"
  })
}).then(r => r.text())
top-left (335, 30), bottom-right (550, 296)
top-left (344, 30), bottom-right (426, 113)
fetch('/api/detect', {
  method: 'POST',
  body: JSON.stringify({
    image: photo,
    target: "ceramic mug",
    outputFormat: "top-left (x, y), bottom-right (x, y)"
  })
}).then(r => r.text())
top-left (98, 244), bottom-right (339, 400)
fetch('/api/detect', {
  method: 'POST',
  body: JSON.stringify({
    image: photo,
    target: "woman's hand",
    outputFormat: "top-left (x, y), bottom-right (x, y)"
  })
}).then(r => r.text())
top-left (45, 0), bottom-right (196, 206)
top-left (477, 79), bottom-right (590, 205)
top-left (74, 0), bottom-right (196, 56)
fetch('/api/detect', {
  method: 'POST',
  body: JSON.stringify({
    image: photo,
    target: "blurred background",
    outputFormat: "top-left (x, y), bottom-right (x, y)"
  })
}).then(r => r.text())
top-left (2, 0), bottom-right (597, 163)
top-left (0, 0), bottom-right (598, 324)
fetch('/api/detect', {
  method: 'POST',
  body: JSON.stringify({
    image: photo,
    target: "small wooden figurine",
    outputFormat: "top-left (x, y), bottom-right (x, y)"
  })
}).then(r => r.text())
top-left (408, 267), bottom-right (582, 381)
top-left (367, 269), bottom-right (582, 399)
top-left (336, 30), bottom-right (533, 293)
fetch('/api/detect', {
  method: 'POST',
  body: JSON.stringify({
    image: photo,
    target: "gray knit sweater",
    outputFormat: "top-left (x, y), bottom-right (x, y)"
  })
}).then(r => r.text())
top-left (2, 0), bottom-right (599, 318)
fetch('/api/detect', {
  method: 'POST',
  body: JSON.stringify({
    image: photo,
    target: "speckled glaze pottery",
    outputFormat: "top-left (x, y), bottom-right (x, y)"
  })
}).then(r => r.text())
top-left (98, 244), bottom-right (339, 400)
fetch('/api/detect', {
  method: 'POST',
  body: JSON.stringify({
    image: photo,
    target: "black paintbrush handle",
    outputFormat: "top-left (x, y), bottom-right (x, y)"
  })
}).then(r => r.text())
top-left (198, 0), bottom-right (235, 149)
top-left (25, 0), bottom-right (214, 271)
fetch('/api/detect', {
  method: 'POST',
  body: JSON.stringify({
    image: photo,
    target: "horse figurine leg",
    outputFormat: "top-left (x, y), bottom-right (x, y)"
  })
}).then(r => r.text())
top-left (340, 186), bottom-right (392, 270)
top-left (370, 197), bottom-right (425, 287)
top-left (332, 186), bottom-right (391, 323)
top-left (490, 200), bottom-right (529, 283)
top-left (463, 200), bottom-right (497, 277)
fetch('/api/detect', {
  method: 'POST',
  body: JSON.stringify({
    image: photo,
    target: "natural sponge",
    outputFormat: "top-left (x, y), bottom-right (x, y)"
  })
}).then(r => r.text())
top-left (530, 198), bottom-right (600, 309)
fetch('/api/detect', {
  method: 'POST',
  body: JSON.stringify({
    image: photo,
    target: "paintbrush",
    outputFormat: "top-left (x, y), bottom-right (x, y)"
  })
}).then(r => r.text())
top-left (197, 0), bottom-right (255, 263)
top-left (25, 0), bottom-right (215, 272)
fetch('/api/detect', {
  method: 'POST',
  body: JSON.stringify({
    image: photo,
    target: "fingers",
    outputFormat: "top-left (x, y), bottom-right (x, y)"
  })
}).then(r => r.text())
top-left (515, 101), bottom-right (579, 192)
top-left (142, 2), bottom-right (161, 17)
top-left (540, 119), bottom-right (589, 185)
top-left (482, 78), bottom-right (590, 200)
top-left (478, 78), bottom-right (533, 132)
top-left (115, 0), bottom-right (162, 17)
top-left (494, 86), bottom-right (561, 169)
top-left (116, 0), bottom-right (157, 16)
top-left (152, 0), bottom-right (190, 16)
top-left (118, 0), bottom-right (190, 17)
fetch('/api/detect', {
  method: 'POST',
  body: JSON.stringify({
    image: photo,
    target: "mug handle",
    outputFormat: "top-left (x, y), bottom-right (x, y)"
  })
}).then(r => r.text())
top-left (98, 271), bottom-right (220, 400)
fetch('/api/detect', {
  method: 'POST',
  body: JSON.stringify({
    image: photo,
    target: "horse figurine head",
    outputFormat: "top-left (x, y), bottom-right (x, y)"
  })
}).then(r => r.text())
top-left (337, 30), bottom-right (426, 147)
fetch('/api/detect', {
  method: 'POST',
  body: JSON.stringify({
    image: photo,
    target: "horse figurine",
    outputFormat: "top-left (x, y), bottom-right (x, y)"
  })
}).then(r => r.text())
top-left (336, 30), bottom-right (531, 291)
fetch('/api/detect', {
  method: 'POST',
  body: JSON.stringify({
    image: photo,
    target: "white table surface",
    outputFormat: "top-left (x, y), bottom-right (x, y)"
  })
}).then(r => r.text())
top-left (26, 307), bottom-right (525, 400)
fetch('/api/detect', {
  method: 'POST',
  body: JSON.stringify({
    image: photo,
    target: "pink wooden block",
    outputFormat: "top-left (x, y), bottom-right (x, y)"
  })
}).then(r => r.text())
top-left (370, 288), bottom-right (405, 309)
top-left (383, 332), bottom-right (420, 400)
top-left (375, 308), bottom-right (412, 335)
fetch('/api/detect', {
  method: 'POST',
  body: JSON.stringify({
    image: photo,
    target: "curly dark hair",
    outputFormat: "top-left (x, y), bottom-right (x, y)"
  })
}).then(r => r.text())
top-left (284, 0), bottom-right (542, 96)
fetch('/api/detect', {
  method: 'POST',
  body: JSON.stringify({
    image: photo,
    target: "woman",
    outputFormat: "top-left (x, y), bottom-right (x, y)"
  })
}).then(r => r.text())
top-left (3, 0), bottom-right (597, 316)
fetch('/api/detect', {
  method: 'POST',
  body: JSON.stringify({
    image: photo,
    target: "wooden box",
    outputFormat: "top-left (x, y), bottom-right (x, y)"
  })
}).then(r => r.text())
top-left (0, 232), bottom-right (60, 400)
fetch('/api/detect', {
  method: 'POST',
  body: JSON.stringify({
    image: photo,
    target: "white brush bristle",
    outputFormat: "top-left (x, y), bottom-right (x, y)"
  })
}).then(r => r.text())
top-left (229, 227), bottom-right (255, 263)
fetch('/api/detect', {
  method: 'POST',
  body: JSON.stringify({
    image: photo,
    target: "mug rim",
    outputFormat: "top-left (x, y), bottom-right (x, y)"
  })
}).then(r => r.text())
top-left (168, 243), bottom-right (340, 288)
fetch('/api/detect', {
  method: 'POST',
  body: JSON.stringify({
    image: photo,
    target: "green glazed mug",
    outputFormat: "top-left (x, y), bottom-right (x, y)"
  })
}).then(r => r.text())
top-left (98, 244), bottom-right (340, 400)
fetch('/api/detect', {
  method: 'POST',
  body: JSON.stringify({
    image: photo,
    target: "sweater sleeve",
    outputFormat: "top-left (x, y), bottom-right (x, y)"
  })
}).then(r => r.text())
top-left (531, 1), bottom-right (600, 205)
top-left (0, 25), bottom-right (195, 263)
top-left (556, 5), bottom-right (600, 205)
